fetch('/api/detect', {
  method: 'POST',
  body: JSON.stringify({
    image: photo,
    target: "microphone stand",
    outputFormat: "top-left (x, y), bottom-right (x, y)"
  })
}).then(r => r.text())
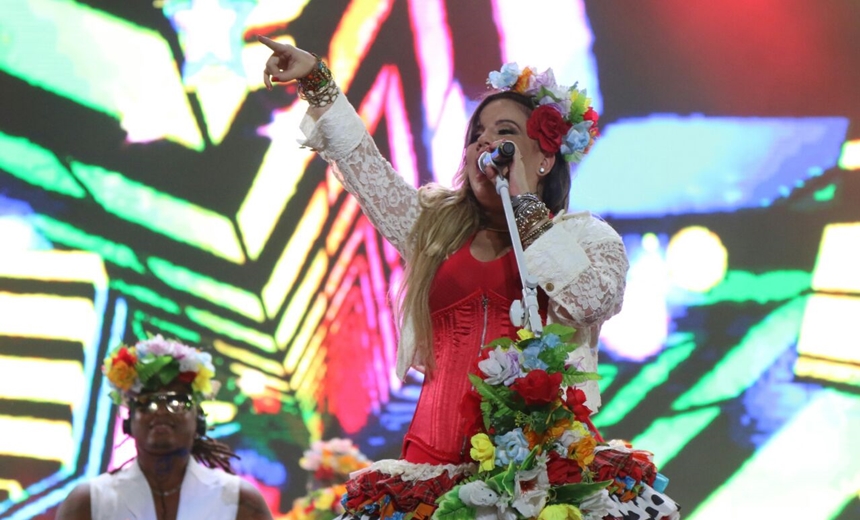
top-left (493, 175), bottom-right (543, 336)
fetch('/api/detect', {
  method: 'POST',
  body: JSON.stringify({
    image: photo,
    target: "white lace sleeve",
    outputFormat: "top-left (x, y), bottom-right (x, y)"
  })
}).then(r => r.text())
top-left (298, 93), bottom-right (420, 255)
top-left (524, 213), bottom-right (629, 327)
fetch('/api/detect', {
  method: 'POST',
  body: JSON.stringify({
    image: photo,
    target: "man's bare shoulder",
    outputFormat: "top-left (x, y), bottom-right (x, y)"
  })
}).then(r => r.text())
top-left (236, 479), bottom-right (274, 520)
top-left (55, 481), bottom-right (92, 520)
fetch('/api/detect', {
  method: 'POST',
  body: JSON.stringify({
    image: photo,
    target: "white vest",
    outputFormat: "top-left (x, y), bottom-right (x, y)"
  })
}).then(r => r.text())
top-left (89, 458), bottom-right (240, 520)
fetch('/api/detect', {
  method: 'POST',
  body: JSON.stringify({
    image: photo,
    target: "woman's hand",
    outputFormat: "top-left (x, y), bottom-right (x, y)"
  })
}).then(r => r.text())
top-left (257, 36), bottom-right (318, 90)
top-left (481, 140), bottom-right (534, 198)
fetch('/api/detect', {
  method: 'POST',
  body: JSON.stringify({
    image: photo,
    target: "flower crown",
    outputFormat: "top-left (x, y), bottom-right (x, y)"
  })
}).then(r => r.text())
top-left (487, 63), bottom-right (599, 163)
top-left (102, 335), bottom-right (220, 404)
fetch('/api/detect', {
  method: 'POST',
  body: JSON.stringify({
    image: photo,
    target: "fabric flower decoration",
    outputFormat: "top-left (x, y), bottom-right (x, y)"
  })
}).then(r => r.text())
top-left (511, 370), bottom-right (562, 405)
top-left (487, 62), bottom-right (522, 89)
top-left (478, 348), bottom-right (521, 386)
top-left (512, 463), bottom-right (550, 518)
top-left (526, 105), bottom-right (572, 155)
top-left (495, 429), bottom-right (531, 466)
top-left (470, 433), bottom-right (496, 472)
top-left (458, 481), bottom-right (501, 508)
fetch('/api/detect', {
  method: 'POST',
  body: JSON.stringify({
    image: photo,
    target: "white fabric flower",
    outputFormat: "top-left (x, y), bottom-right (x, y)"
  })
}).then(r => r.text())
top-left (459, 481), bottom-right (501, 507)
top-left (580, 489), bottom-right (615, 520)
top-left (512, 463), bottom-right (550, 518)
top-left (478, 348), bottom-right (521, 386)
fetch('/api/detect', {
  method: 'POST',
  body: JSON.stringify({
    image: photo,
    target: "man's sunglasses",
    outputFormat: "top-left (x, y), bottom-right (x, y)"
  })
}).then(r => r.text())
top-left (131, 392), bottom-right (194, 414)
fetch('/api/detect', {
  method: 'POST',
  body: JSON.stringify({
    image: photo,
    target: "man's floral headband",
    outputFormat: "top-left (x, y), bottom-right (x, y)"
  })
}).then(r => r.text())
top-left (102, 335), bottom-right (219, 404)
top-left (487, 63), bottom-right (599, 163)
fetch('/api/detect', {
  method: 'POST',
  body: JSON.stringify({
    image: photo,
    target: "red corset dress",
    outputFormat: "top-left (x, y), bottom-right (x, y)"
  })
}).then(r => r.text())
top-left (401, 236), bottom-right (547, 465)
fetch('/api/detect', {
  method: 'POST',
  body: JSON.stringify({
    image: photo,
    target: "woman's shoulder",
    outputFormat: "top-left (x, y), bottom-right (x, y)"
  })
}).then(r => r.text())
top-left (554, 210), bottom-right (622, 240)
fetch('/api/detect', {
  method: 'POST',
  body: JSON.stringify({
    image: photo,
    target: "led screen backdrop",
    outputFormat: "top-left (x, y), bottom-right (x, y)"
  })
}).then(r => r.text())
top-left (1, 0), bottom-right (859, 518)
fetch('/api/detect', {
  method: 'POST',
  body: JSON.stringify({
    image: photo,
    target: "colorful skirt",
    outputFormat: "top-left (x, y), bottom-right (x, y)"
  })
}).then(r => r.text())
top-left (336, 443), bottom-right (680, 520)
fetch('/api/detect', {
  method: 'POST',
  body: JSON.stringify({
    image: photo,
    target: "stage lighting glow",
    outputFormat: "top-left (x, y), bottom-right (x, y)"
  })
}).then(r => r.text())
top-left (593, 340), bottom-right (696, 429)
top-left (811, 222), bottom-right (860, 294)
top-left (213, 340), bottom-right (286, 377)
top-left (236, 368), bottom-right (272, 397)
top-left (0, 293), bottom-right (97, 342)
top-left (673, 297), bottom-right (806, 411)
top-left (110, 280), bottom-right (182, 314)
top-left (796, 294), bottom-right (860, 365)
top-left (147, 257), bottom-right (265, 321)
top-left (0, 356), bottom-right (83, 405)
top-left (328, 0), bottom-right (396, 92)
top-left (600, 233), bottom-right (669, 360)
top-left (71, 162), bottom-right (246, 263)
top-left (32, 216), bottom-right (146, 274)
top-left (184, 307), bottom-right (276, 352)
top-left (275, 250), bottom-right (329, 348)
top-left (667, 226), bottom-right (727, 292)
top-left (571, 116), bottom-right (849, 217)
top-left (631, 406), bottom-right (721, 469)
top-left (0, 132), bottom-right (85, 199)
top-left (839, 139), bottom-right (860, 170)
top-left (198, 400), bottom-right (238, 424)
top-left (134, 310), bottom-right (202, 344)
top-left (794, 356), bottom-right (860, 388)
top-left (284, 298), bottom-right (327, 376)
top-left (700, 270), bottom-right (810, 305)
top-left (687, 390), bottom-right (860, 519)
top-left (0, 480), bottom-right (25, 502)
top-left (0, 0), bottom-right (204, 149)
top-left (0, 416), bottom-right (74, 464)
top-left (241, 100), bottom-right (315, 261)
top-left (262, 185), bottom-right (329, 315)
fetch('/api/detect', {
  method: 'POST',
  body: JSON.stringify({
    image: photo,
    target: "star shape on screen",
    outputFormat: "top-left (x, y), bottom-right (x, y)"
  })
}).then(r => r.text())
top-left (163, 0), bottom-right (256, 83)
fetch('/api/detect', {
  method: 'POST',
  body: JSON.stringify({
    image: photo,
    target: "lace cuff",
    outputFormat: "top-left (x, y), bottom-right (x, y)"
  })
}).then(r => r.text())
top-left (298, 91), bottom-right (365, 158)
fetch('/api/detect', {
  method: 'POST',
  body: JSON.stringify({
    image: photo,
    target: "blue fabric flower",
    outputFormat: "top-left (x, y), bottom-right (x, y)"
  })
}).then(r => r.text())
top-left (488, 62), bottom-right (521, 89)
top-left (561, 122), bottom-right (592, 155)
top-left (495, 429), bottom-right (530, 466)
top-left (521, 344), bottom-right (549, 371)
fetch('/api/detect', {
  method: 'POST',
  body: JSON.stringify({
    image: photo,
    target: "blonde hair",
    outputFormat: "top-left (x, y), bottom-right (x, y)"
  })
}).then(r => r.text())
top-left (398, 167), bottom-right (480, 375)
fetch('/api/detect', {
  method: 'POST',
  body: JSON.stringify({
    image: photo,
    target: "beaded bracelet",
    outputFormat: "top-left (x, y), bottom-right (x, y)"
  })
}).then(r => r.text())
top-left (512, 194), bottom-right (549, 237)
top-left (522, 219), bottom-right (553, 248)
top-left (297, 53), bottom-right (339, 107)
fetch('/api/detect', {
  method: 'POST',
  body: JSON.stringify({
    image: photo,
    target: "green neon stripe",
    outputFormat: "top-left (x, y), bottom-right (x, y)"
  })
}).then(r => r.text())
top-left (673, 297), bottom-right (807, 411)
top-left (32, 215), bottom-right (145, 273)
top-left (629, 406), bottom-right (720, 469)
top-left (813, 184), bottom-right (837, 202)
top-left (0, 0), bottom-right (203, 150)
top-left (70, 162), bottom-right (245, 263)
top-left (593, 341), bottom-right (696, 429)
top-left (110, 280), bottom-right (180, 314)
top-left (185, 307), bottom-right (276, 353)
top-left (687, 390), bottom-right (860, 519)
top-left (701, 270), bottom-right (810, 305)
top-left (147, 258), bottom-right (264, 322)
top-left (597, 363), bottom-right (618, 393)
top-left (0, 131), bottom-right (85, 198)
top-left (134, 311), bottom-right (201, 343)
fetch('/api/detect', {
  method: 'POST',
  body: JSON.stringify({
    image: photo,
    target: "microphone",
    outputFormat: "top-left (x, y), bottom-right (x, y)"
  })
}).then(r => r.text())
top-left (477, 141), bottom-right (516, 174)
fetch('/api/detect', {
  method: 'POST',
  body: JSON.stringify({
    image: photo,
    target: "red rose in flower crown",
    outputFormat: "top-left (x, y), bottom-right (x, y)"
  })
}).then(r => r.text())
top-left (511, 368), bottom-right (563, 405)
top-left (526, 105), bottom-right (572, 155)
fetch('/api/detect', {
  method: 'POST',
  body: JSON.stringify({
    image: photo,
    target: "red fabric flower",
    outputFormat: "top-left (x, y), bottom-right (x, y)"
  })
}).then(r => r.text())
top-left (583, 107), bottom-right (599, 123)
top-left (511, 370), bottom-right (562, 405)
top-left (565, 387), bottom-right (593, 422)
top-left (527, 105), bottom-right (571, 155)
top-left (114, 347), bottom-right (137, 367)
top-left (546, 451), bottom-right (584, 485)
top-left (459, 388), bottom-right (484, 438)
top-left (177, 371), bottom-right (197, 384)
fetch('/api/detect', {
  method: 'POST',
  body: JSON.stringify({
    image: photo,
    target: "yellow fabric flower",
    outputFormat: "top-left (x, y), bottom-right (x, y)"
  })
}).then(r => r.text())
top-left (192, 366), bottom-right (215, 395)
top-left (470, 433), bottom-right (496, 472)
top-left (315, 488), bottom-right (336, 510)
top-left (538, 504), bottom-right (583, 520)
top-left (569, 436), bottom-right (597, 468)
top-left (517, 329), bottom-right (535, 341)
top-left (106, 361), bottom-right (137, 391)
